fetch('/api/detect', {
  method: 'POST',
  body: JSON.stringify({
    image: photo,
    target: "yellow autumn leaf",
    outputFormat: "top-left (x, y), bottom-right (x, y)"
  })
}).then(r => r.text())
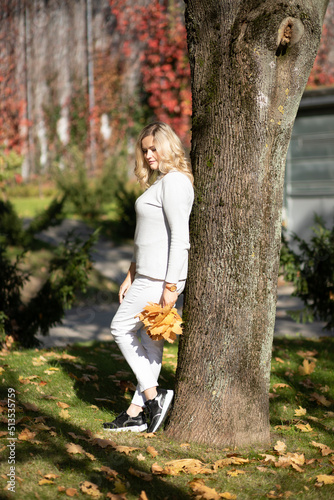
top-left (298, 359), bottom-right (316, 376)
top-left (44, 473), bottom-right (60, 480)
top-left (272, 383), bottom-right (291, 392)
top-left (227, 469), bottom-right (246, 477)
top-left (65, 488), bottom-right (78, 497)
top-left (274, 441), bottom-right (287, 454)
top-left (57, 401), bottom-right (70, 409)
top-left (18, 428), bottom-right (37, 441)
top-left (113, 478), bottom-right (127, 494)
top-left (113, 445), bottom-right (139, 455)
top-left (146, 446), bottom-right (158, 458)
top-left (60, 409), bottom-right (70, 419)
top-left (138, 491), bottom-right (149, 500)
top-left (136, 302), bottom-right (183, 343)
top-left (66, 442), bottom-right (85, 455)
top-left (316, 474), bottom-right (334, 485)
top-left (189, 478), bottom-right (237, 499)
top-left (294, 406), bottom-right (307, 417)
top-left (38, 478), bottom-right (54, 485)
top-left (295, 423), bottom-right (313, 432)
top-left (80, 481), bottom-right (102, 498)
top-left (311, 441), bottom-right (334, 456)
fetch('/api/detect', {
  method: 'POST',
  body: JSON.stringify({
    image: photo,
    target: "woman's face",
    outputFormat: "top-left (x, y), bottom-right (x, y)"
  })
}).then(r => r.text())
top-left (141, 135), bottom-right (160, 171)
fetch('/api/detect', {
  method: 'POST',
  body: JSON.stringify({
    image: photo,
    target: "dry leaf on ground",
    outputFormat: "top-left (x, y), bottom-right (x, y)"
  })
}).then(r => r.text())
top-left (66, 443), bottom-right (85, 455)
top-left (128, 467), bottom-right (153, 482)
top-left (294, 406), bottom-right (307, 417)
top-left (311, 441), bottom-right (334, 456)
top-left (146, 446), bottom-right (158, 458)
top-left (310, 392), bottom-right (332, 407)
top-left (113, 445), bottom-right (139, 455)
top-left (152, 458), bottom-right (213, 476)
top-left (18, 428), bottom-right (37, 441)
top-left (316, 474), bottom-right (334, 486)
top-left (298, 359), bottom-right (316, 375)
top-left (189, 479), bottom-right (237, 499)
top-left (80, 481), bottom-right (102, 498)
top-left (295, 423), bottom-right (313, 433)
top-left (274, 441), bottom-right (287, 455)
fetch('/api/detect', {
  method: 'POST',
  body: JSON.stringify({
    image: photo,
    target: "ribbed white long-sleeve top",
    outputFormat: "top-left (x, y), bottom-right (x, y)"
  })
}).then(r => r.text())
top-left (132, 171), bottom-right (194, 283)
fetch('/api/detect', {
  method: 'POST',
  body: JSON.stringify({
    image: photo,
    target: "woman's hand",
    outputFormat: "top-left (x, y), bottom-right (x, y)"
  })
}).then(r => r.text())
top-left (161, 287), bottom-right (178, 308)
top-left (119, 262), bottom-right (136, 304)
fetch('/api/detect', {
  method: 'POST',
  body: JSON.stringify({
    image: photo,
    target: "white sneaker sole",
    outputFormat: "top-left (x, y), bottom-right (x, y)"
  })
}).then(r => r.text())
top-left (149, 390), bottom-right (174, 433)
top-left (104, 423), bottom-right (147, 433)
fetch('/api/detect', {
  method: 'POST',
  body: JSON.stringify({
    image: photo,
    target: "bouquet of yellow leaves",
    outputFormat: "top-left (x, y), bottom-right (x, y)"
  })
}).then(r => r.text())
top-left (136, 302), bottom-right (183, 343)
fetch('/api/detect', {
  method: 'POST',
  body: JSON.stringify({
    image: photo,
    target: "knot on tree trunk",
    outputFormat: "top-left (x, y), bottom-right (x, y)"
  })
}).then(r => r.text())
top-left (276, 17), bottom-right (304, 56)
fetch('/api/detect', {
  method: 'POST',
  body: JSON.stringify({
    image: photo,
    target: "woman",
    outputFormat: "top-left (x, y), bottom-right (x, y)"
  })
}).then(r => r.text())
top-left (103, 122), bottom-right (194, 433)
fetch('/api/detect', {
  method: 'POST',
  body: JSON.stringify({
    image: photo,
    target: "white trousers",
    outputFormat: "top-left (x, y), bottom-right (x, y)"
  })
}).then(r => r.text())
top-left (110, 274), bottom-right (185, 407)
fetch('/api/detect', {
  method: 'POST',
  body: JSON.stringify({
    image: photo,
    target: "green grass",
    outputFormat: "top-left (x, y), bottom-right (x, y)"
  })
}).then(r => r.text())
top-left (11, 197), bottom-right (55, 218)
top-left (0, 337), bottom-right (334, 499)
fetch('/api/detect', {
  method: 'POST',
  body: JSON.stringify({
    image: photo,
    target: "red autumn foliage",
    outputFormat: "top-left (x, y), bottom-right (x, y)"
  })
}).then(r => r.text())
top-left (109, 0), bottom-right (192, 145)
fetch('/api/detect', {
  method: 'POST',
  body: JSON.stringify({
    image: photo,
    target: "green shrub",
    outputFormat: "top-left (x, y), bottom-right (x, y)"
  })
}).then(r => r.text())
top-left (0, 230), bottom-right (99, 347)
top-left (0, 200), bottom-right (25, 245)
top-left (0, 197), bottom-right (65, 248)
top-left (280, 216), bottom-right (334, 329)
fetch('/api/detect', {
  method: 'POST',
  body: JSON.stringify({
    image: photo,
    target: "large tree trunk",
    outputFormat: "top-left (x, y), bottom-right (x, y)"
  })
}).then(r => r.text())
top-left (167, 0), bottom-right (329, 447)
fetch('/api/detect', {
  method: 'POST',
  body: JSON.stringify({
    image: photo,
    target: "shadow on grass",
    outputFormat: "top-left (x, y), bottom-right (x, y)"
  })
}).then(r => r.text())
top-left (269, 336), bottom-right (334, 433)
top-left (1, 339), bottom-right (192, 500)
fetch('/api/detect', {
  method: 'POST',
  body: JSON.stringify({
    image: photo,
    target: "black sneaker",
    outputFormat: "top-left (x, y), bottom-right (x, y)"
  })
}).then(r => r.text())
top-left (145, 388), bottom-right (174, 433)
top-left (103, 410), bottom-right (147, 432)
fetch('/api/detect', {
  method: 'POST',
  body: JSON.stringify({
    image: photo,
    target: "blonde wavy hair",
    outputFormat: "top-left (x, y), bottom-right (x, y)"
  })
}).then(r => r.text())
top-left (134, 122), bottom-right (193, 188)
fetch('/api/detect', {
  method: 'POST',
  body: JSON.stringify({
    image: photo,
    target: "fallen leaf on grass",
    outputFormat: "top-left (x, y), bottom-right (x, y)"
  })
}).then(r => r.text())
top-left (295, 423), bottom-right (313, 432)
top-left (39, 478), bottom-right (54, 485)
top-left (66, 443), bottom-right (85, 455)
top-left (128, 467), bottom-right (153, 481)
top-left (80, 481), bottom-right (102, 498)
top-left (58, 486), bottom-right (79, 496)
top-left (297, 349), bottom-right (318, 359)
top-left (298, 359), bottom-right (316, 376)
top-left (101, 466), bottom-right (118, 479)
top-left (260, 454), bottom-right (277, 464)
top-left (57, 401), bottom-right (70, 409)
top-left (274, 441), bottom-right (287, 455)
top-left (294, 406), bottom-right (307, 417)
top-left (113, 445), bottom-right (139, 455)
top-left (214, 457), bottom-right (249, 470)
top-left (315, 474), bottom-right (334, 486)
top-left (274, 357), bottom-right (285, 364)
top-left (137, 453), bottom-right (146, 461)
top-left (272, 383), bottom-right (292, 392)
top-left (60, 409), bottom-right (70, 419)
top-left (227, 469), bottom-right (246, 477)
top-left (85, 452), bottom-right (96, 461)
top-left (44, 473), bottom-right (60, 480)
top-left (22, 402), bottom-right (39, 412)
top-left (189, 479), bottom-right (237, 500)
top-left (152, 459), bottom-right (213, 476)
top-left (146, 445), bottom-right (158, 458)
top-left (18, 428), bottom-right (37, 441)
top-left (90, 436), bottom-right (116, 449)
top-left (275, 453), bottom-right (305, 472)
top-left (310, 392), bottom-right (331, 407)
top-left (66, 487), bottom-right (79, 497)
top-left (138, 492), bottom-right (149, 500)
top-left (113, 478), bottom-right (127, 494)
top-left (311, 441), bottom-right (334, 456)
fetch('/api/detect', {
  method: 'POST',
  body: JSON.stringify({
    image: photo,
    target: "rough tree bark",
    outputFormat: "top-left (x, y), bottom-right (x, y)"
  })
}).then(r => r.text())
top-left (166, 0), bottom-right (329, 446)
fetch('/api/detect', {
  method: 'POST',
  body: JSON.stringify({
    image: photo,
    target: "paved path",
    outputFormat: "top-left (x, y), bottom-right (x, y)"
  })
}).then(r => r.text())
top-left (36, 220), bottom-right (333, 348)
